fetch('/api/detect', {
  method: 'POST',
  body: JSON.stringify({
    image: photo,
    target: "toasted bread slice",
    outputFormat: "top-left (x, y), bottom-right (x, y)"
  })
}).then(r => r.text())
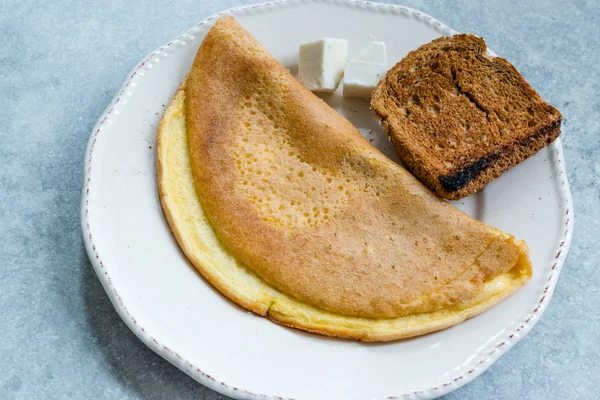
top-left (371, 34), bottom-right (562, 200)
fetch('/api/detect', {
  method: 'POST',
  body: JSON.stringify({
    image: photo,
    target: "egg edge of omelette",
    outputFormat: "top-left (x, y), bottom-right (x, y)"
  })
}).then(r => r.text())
top-left (157, 82), bottom-right (531, 342)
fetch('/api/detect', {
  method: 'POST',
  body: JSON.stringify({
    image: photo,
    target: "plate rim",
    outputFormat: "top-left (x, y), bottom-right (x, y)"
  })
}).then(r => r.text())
top-left (80, 0), bottom-right (574, 399)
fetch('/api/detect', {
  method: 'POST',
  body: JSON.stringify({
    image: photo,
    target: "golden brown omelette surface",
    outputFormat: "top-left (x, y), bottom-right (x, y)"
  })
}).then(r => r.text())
top-left (180, 16), bottom-right (531, 319)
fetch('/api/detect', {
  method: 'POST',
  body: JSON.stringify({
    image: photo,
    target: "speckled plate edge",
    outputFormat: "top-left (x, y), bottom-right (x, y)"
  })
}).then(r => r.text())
top-left (80, 1), bottom-right (574, 398)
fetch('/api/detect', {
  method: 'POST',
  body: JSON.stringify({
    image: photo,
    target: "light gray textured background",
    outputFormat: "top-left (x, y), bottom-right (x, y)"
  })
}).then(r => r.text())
top-left (1, 0), bottom-right (598, 399)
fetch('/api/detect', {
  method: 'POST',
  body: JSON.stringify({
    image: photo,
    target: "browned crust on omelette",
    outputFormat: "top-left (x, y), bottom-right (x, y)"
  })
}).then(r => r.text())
top-left (178, 17), bottom-right (530, 319)
top-left (157, 86), bottom-right (531, 341)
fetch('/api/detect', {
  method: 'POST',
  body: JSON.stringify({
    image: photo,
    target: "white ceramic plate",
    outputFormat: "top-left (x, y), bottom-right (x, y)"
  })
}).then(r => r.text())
top-left (81, 1), bottom-right (573, 399)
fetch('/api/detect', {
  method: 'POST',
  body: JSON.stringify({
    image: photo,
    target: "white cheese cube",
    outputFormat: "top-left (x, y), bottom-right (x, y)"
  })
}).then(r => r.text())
top-left (298, 39), bottom-right (348, 92)
top-left (343, 41), bottom-right (388, 99)
top-left (354, 41), bottom-right (387, 63)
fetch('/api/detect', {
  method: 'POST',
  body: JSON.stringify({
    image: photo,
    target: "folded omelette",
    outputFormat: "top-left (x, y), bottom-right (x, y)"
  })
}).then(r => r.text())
top-left (157, 16), bottom-right (531, 341)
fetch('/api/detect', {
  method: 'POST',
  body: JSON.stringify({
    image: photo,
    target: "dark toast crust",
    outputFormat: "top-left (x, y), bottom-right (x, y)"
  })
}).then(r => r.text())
top-left (439, 119), bottom-right (561, 198)
top-left (372, 34), bottom-right (562, 200)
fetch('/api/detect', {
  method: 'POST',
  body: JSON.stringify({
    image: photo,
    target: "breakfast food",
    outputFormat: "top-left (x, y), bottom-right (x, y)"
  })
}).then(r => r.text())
top-left (343, 41), bottom-right (387, 98)
top-left (371, 34), bottom-right (562, 200)
top-left (157, 17), bottom-right (532, 341)
top-left (298, 38), bottom-right (348, 92)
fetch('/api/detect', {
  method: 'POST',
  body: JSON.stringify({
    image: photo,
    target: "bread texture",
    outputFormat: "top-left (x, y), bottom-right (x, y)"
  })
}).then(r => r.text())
top-left (371, 34), bottom-right (562, 200)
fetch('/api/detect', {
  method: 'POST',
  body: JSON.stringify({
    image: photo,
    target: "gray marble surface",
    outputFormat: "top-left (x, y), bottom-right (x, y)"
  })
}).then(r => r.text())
top-left (1, 0), bottom-right (598, 399)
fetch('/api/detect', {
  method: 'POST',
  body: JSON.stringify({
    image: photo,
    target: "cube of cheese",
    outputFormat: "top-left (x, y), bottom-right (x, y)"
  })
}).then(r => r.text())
top-left (298, 39), bottom-right (348, 92)
top-left (343, 41), bottom-right (388, 99)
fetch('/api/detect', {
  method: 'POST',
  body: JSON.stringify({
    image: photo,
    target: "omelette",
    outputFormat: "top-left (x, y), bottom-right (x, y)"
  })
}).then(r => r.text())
top-left (157, 16), bottom-right (531, 341)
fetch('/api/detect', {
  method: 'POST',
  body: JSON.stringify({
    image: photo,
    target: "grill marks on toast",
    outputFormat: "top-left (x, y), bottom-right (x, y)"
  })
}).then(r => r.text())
top-left (372, 34), bottom-right (562, 199)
